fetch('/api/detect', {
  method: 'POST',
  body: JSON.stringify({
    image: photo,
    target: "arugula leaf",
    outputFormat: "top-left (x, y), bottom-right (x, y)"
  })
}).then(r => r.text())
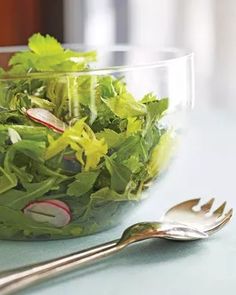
top-left (0, 129), bottom-right (8, 153)
top-left (105, 156), bottom-right (132, 193)
top-left (0, 177), bottom-right (59, 209)
top-left (96, 129), bottom-right (125, 148)
top-left (0, 167), bottom-right (17, 194)
top-left (11, 165), bottom-right (33, 183)
top-left (0, 125), bottom-right (48, 141)
top-left (4, 140), bottom-right (46, 172)
top-left (0, 110), bottom-right (31, 125)
top-left (115, 135), bottom-right (141, 162)
top-left (0, 189), bottom-right (25, 206)
top-left (67, 171), bottom-right (100, 197)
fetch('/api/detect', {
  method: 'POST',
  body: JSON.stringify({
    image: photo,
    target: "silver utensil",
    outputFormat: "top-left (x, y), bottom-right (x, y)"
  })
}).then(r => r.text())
top-left (0, 198), bottom-right (232, 295)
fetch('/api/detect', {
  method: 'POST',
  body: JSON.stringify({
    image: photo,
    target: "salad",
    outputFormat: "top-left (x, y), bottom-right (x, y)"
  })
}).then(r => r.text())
top-left (0, 34), bottom-right (173, 240)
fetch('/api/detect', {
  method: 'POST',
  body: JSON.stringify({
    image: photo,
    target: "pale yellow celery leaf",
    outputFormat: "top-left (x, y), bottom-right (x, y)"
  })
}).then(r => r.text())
top-left (66, 119), bottom-right (87, 143)
top-left (147, 130), bottom-right (176, 178)
top-left (45, 137), bottom-right (69, 160)
top-left (47, 134), bottom-right (55, 144)
top-left (126, 117), bottom-right (142, 135)
top-left (69, 142), bottom-right (84, 165)
top-left (69, 118), bottom-right (87, 134)
top-left (45, 119), bottom-right (86, 160)
top-left (70, 125), bottom-right (107, 169)
top-left (28, 33), bottom-right (63, 55)
top-left (45, 118), bottom-right (107, 169)
top-left (85, 141), bottom-right (107, 170)
top-left (75, 150), bottom-right (84, 165)
top-left (103, 93), bottom-right (147, 119)
top-left (79, 135), bottom-right (108, 171)
top-left (83, 124), bottom-right (96, 139)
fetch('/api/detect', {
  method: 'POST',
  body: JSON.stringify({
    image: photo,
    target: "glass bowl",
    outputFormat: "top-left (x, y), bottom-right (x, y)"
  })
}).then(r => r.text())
top-left (0, 46), bottom-right (194, 240)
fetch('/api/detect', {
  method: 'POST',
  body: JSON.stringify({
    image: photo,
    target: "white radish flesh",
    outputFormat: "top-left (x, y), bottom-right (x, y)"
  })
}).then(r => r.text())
top-left (8, 128), bottom-right (22, 144)
top-left (26, 108), bottom-right (67, 133)
top-left (43, 199), bottom-right (71, 214)
top-left (23, 200), bottom-right (71, 227)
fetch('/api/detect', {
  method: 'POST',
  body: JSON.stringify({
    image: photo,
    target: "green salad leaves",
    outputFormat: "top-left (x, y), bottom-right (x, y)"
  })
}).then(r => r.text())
top-left (9, 33), bottom-right (96, 73)
top-left (0, 34), bottom-right (173, 240)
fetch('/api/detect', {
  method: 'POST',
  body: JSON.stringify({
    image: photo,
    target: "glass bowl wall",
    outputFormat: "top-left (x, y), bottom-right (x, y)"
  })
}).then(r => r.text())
top-left (0, 47), bottom-right (194, 240)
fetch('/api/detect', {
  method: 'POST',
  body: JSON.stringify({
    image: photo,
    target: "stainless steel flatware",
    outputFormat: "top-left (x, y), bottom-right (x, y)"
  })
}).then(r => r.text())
top-left (0, 198), bottom-right (233, 295)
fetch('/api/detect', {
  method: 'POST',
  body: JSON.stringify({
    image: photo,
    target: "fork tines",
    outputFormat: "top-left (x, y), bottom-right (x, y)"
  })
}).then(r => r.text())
top-left (199, 198), bottom-right (233, 219)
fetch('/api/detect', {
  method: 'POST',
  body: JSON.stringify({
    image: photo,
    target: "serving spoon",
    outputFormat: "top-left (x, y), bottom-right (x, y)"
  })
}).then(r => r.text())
top-left (0, 198), bottom-right (233, 295)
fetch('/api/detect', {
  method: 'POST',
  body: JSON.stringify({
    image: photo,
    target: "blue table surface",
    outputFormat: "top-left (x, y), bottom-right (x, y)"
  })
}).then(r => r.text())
top-left (0, 109), bottom-right (236, 295)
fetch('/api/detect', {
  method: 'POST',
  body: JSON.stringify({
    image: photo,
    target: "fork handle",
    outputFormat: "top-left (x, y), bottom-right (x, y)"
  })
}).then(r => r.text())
top-left (0, 239), bottom-right (121, 295)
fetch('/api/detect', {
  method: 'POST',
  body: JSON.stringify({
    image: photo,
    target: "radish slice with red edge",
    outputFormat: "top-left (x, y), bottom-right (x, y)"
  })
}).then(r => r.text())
top-left (42, 199), bottom-right (71, 213)
top-left (26, 108), bottom-right (67, 133)
top-left (23, 200), bottom-right (71, 228)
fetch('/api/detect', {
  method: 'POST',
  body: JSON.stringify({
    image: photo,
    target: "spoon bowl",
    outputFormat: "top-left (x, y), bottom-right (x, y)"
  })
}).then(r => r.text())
top-left (162, 198), bottom-right (233, 235)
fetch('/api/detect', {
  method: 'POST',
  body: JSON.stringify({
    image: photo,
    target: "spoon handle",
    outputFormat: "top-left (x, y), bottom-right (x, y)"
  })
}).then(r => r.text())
top-left (0, 239), bottom-right (121, 295)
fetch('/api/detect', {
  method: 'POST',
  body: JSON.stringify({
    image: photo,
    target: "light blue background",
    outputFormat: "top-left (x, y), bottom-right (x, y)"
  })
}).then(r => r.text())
top-left (0, 109), bottom-right (235, 295)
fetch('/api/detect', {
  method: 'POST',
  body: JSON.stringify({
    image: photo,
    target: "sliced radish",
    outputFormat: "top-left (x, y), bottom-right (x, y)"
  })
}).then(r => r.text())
top-left (42, 199), bottom-right (71, 214)
top-left (23, 199), bottom-right (71, 227)
top-left (8, 128), bottom-right (22, 144)
top-left (26, 108), bottom-right (67, 133)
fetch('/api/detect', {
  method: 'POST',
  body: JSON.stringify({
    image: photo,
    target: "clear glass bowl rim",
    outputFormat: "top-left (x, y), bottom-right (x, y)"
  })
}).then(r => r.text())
top-left (0, 44), bottom-right (194, 80)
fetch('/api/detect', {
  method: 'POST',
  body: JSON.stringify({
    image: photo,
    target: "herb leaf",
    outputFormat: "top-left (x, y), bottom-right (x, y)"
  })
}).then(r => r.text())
top-left (103, 93), bottom-right (147, 119)
top-left (105, 156), bottom-right (132, 193)
top-left (147, 131), bottom-right (175, 179)
top-left (9, 33), bottom-right (97, 73)
top-left (28, 33), bottom-right (64, 55)
top-left (0, 167), bottom-right (18, 194)
top-left (67, 171), bottom-right (100, 197)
